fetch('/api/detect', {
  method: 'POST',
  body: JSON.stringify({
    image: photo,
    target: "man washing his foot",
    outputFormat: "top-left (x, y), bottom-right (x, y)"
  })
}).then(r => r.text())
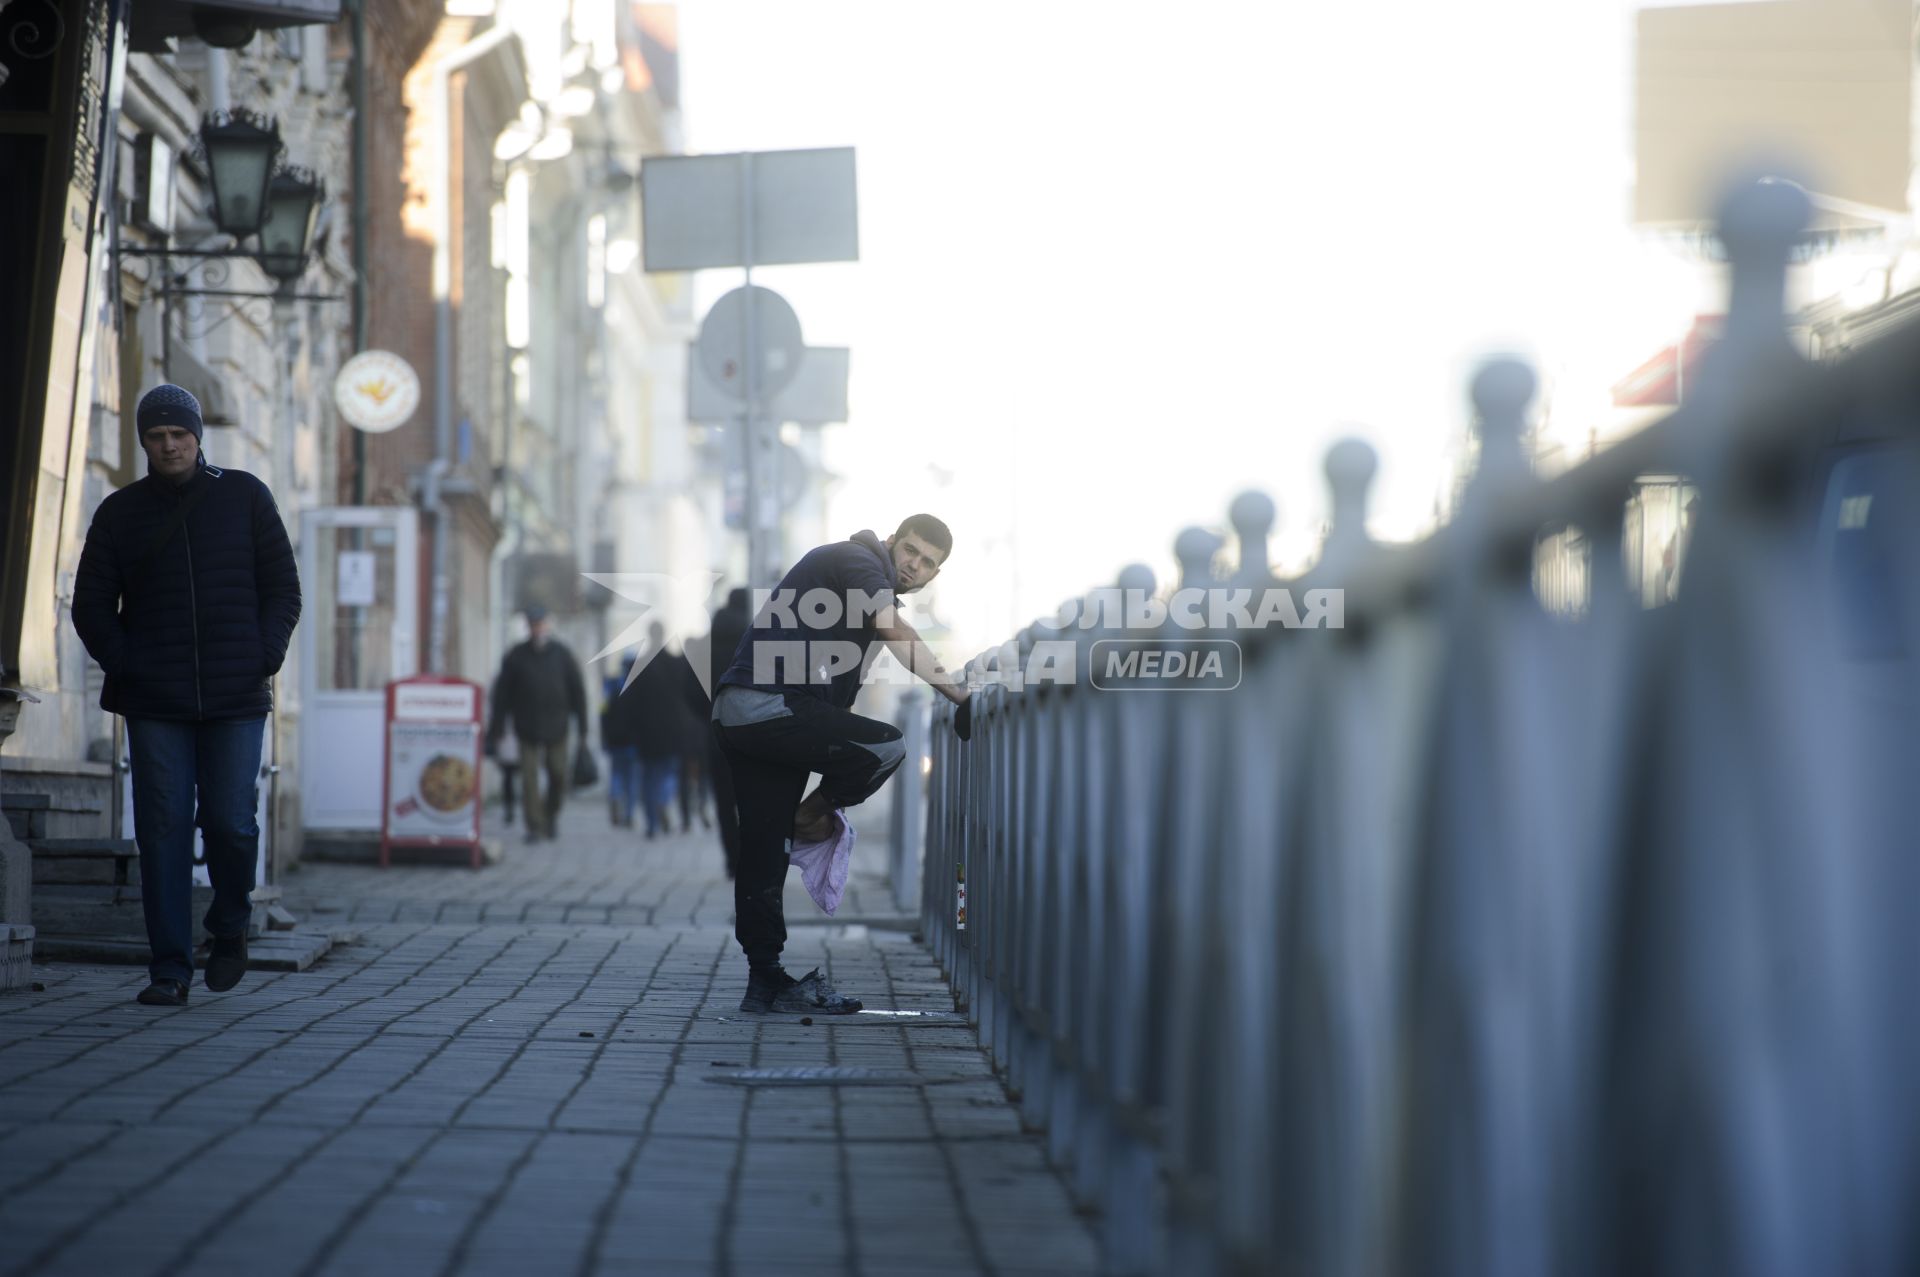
top-left (712, 515), bottom-right (973, 1014)
top-left (72, 386), bottom-right (302, 1007)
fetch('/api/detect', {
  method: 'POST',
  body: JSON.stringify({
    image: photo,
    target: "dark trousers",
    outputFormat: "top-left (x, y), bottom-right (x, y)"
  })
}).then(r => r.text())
top-left (125, 716), bottom-right (266, 985)
top-left (712, 690), bottom-right (906, 969)
top-left (519, 736), bottom-right (569, 837)
top-left (499, 762), bottom-right (521, 823)
top-left (709, 737), bottom-right (740, 877)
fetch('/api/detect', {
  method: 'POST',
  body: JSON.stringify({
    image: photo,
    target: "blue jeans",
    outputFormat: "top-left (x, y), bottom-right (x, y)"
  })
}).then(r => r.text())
top-left (126, 716), bottom-right (265, 984)
top-left (606, 745), bottom-right (641, 824)
top-left (639, 756), bottom-right (679, 835)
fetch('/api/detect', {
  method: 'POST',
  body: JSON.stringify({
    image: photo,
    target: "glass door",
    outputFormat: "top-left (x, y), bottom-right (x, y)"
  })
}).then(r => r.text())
top-left (300, 507), bottom-right (419, 830)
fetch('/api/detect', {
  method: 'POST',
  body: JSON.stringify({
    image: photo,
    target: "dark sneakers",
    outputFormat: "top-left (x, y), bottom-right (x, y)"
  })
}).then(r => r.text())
top-left (137, 979), bottom-right (189, 1007)
top-left (738, 965), bottom-right (863, 1015)
top-left (203, 933), bottom-right (248, 993)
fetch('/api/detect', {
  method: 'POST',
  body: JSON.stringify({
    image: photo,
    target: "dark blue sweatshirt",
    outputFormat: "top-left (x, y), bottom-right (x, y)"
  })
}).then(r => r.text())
top-left (716, 530), bottom-right (898, 710)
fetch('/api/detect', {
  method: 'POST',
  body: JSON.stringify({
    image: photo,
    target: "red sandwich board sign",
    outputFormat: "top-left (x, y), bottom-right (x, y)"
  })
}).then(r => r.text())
top-left (379, 674), bottom-right (484, 868)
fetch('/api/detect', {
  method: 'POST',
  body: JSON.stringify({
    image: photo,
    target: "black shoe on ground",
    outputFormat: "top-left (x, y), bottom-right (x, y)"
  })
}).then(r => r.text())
top-left (137, 979), bottom-right (189, 1007)
top-left (737, 966), bottom-right (862, 1015)
top-left (204, 933), bottom-right (248, 992)
top-left (738, 966), bottom-right (795, 1013)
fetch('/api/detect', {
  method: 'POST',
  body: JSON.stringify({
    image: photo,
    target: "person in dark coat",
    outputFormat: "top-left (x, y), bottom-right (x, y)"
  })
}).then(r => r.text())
top-left (674, 652), bottom-right (713, 835)
top-left (703, 588), bottom-right (752, 875)
top-left (72, 384), bottom-right (303, 1008)
top-left (600, 651), bottom-right (643, 828)
top-left (485, 607), bottom-right (587, 842)
top-left (624, 622), bottom-right (692, 838)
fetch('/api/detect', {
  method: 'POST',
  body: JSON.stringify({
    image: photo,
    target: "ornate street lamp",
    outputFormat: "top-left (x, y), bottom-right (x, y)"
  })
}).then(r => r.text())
top-left (255, 167), bottom-right (324, 285)
top-left (197, 109), bottom-right (282, 237)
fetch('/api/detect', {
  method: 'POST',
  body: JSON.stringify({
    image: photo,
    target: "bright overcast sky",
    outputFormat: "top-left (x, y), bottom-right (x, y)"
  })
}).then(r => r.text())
top-left (676, 0), bottom-right (1721, 646)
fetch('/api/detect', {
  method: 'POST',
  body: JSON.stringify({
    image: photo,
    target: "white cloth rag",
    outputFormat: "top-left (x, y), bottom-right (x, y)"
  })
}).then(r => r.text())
top-left (788, 809), bottom-right (855, 916)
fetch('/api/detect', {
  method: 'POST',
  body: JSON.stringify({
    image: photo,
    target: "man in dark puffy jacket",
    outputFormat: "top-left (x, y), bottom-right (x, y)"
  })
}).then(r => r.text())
top-left (485, 607), bottom-right (587, 843)
top-left (72, 385), bottom-right (302, 1008)
top-left (711, 515), bottom-right (973, 1015)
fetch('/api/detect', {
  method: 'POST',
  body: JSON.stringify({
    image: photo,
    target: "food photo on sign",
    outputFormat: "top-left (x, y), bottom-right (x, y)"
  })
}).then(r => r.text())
top-left (387, 722), bottom-right (480, 837)
top-left (381, 678), bottom-right (486, 865)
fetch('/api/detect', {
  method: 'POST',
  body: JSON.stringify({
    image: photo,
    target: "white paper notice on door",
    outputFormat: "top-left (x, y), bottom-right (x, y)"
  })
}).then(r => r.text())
top-left (337, 550), bottom-right (377, 607)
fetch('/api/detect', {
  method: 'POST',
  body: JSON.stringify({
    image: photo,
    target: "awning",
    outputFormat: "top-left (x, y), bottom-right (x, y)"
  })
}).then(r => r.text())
top-left (1612, 316), bottom-right (1723, 409)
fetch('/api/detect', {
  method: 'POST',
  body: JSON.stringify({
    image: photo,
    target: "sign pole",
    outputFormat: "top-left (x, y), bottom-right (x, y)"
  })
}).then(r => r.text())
top-left (739, 153), bottom-right (768, 592)
top-left (641, 147), bottom-right (858, 589)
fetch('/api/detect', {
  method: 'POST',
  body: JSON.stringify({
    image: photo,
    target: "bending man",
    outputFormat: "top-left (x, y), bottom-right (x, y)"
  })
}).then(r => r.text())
top-left (711, 515), bottom-right (972, 1014)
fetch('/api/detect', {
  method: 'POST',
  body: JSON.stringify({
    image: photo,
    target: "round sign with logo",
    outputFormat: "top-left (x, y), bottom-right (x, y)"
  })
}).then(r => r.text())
top-left (696, 285), bottom-right (805, 402)
top-left (333, 350), bottom-right (421, 433)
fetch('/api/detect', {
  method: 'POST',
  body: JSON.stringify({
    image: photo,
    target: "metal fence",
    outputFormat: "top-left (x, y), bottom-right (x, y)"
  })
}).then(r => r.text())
top-left (904, 177), bottom-right (1920, 1276)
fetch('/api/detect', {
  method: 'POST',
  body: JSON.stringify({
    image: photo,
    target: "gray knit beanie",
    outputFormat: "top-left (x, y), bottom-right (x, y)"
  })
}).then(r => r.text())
top-left (136, 384), bottom-right (204, 441)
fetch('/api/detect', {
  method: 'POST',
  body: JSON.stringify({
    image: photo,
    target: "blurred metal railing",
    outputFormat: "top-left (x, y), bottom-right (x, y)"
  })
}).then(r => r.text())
top-left (900, 177), bottom-right (1920, 1276)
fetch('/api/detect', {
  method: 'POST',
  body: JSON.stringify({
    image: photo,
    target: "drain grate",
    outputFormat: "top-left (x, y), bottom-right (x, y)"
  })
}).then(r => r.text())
top-left (850, 1010), bottom-right (967, 1024)
top-left (705, 1066), bottom-right (928, 1087)
top-left (713, 1010), bottom-right (969, 1027)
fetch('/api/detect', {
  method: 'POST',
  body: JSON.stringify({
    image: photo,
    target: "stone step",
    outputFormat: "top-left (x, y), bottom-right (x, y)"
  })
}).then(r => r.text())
top-left (29, 837), bottom-right (136, 855)
top-left (1, 923), bottom-right (32, 992)
top-left (33, 883), bottom-right (280, 942)
top-left (31, 927), bottom-right (334, 973)
top-left (3, 775), bottom-right (111, 843)
top-left (30, 888), bottom-right (174, 940)
top-left (30, 838), bottom-right (139, 887)
top-left (1, 791), bottom-right (104, 816)
top-left (2, 796), bottom-right (52, 842)
top-left (34, 882), bottom-right (148, 906)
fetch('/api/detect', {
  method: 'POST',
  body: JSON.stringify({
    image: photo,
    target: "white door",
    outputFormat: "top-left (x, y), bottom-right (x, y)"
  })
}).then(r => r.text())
top-left (300, 507), bottom-right (419, 830)
top-left (119, 720), bottom-right (272, 887)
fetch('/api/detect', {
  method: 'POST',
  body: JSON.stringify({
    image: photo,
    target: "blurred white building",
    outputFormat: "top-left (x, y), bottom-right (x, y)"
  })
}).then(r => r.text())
top-left (1534, 0), bottom-right (1913, 613)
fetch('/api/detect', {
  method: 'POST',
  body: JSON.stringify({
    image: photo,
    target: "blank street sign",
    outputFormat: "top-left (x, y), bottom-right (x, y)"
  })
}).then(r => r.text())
top-left (641, 148), bottom-right (858, 271)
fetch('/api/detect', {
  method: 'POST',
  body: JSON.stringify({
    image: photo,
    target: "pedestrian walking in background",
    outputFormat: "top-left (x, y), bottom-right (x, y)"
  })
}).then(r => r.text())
top-left (485, 606), bottom-right (587, 843)
top-left (600, 651), bottom-right (642, 828)
top-left (674, 644), bottom-right (713, 833)
top-left (626, 622), bottom-right (692, 838)
top-left (711, 516), bottom-right (974, 1015)
top-left (704, 587), bottom-right (750, 878)
top-left (71, 384), bottom-right (303, 1008)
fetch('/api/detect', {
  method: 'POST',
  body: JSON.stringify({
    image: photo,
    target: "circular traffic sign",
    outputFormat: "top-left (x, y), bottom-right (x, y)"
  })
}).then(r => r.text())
top-left (333, 350), bottom-right (421, 434)
top-left (696, 285), bottom-right (805, 402)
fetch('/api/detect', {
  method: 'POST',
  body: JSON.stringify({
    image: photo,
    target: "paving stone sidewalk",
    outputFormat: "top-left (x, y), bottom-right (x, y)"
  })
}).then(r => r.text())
top-left (0, 803), bottom-right (1100, 1277)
